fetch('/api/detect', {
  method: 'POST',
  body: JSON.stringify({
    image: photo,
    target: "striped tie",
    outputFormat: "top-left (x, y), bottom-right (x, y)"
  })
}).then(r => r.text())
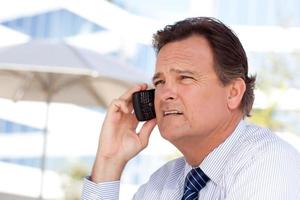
top-left (181, 167), bottom-right (210, 200)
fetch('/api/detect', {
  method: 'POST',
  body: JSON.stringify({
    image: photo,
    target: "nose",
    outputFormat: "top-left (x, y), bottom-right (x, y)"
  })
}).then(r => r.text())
top-left (156, 81), bottom-right (177, 102)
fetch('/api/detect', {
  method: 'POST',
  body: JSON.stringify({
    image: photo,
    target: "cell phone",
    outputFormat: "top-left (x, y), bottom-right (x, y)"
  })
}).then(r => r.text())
top-left (132, 89), bottom-right (156, 121)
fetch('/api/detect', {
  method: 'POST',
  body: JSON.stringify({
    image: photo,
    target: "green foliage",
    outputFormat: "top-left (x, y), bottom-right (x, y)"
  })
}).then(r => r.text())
top-left (249, 105), bottom-right (284, 131)
top-left (61, 160), bottom-right (89, 200)
top-left (251, 52), bottom-right (300, 133)
top-left (69, 162), bottom-right (88, 180)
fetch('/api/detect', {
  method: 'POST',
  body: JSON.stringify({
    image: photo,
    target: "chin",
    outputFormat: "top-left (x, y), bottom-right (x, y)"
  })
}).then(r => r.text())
top-left (158, 126), bottom-right (187, 142)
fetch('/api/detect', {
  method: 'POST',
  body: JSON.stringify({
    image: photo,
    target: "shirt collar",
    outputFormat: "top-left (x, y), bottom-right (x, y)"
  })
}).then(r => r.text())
top-left (183, 120), bottom-right (246, 184)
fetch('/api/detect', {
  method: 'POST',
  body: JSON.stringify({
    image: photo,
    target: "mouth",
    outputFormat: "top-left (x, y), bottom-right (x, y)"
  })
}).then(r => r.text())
top-left (163, 110), bottom-right (183, 117)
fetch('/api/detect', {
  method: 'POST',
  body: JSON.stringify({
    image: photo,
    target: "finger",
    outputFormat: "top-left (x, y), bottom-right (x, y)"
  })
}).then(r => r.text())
top-left (119, 83), bottom-right (148, 102)
top-left (109, 99), bottom-right (130, 114)
top-left (138, 119), bottom-right (157, 148)
top-left (127, 100), bottom-right (134, 112)
top-left (129, 113), bottom-right (139, 130)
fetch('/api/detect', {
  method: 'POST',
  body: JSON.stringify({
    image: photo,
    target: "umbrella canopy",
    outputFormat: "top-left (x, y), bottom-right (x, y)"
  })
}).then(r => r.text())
top-left (0, 39), bottom-right (147, 106)
top-left (0, 25), bottom-right (29, 47)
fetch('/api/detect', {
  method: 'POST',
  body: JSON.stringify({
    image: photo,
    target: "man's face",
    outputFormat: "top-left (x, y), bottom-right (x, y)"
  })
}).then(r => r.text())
top-left (153, 35), bottom-right (231, 143)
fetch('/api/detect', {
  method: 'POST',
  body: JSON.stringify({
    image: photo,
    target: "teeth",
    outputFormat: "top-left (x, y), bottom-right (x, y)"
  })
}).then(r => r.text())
top-left (164, 110), bottom-right (182, 116)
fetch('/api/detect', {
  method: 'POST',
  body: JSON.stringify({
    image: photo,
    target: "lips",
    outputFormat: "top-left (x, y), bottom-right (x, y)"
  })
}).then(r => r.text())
top-left (163, 110), bottom-right (183, 116)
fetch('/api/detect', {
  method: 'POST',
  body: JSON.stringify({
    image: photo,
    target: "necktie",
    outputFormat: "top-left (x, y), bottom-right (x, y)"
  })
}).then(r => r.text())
top-left (181, 167), bottom-right (210, 200)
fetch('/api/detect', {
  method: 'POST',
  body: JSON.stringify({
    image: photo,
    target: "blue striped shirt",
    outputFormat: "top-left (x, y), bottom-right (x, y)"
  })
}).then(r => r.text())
top-left (82, 120), bottom-right (300, 199)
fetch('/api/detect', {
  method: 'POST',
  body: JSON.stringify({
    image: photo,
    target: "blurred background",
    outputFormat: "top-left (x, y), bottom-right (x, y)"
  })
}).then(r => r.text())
top-left (0, 0), bottom-right (299, 199)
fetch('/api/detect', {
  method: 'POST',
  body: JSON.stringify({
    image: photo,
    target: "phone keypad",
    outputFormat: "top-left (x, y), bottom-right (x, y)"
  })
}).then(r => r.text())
top-left (132, 89), bottom-right (155, 121)
top-left (140, 91), bottom-right (155, 120)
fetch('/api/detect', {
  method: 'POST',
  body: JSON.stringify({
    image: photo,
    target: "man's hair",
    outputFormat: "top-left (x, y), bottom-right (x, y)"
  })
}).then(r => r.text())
top-left (152, 17), bottom-right (256, 117)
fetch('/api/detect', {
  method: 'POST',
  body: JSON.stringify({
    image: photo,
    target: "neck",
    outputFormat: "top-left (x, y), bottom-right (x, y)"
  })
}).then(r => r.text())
top-left (174, 113), bottom-right (243, 167)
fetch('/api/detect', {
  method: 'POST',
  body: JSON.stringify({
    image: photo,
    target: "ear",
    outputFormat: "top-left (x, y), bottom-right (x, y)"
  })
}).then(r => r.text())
top-left (226, 78), bottom-right (246, 110)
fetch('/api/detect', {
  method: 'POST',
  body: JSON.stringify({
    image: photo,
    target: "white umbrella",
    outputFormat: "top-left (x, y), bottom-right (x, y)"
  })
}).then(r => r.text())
top-left (0, 25), bottom-right (29, 47)
top-left (0, 39), bottom-right (148, 199)
top-left (0, 39), bottom-right (147, 106)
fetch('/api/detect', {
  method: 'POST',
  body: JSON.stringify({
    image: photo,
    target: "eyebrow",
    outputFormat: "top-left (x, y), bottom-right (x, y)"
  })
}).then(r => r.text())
top-left (152, 68), bottom-right (198, 82)
top-left (152, 72), bottom-right (162, 82)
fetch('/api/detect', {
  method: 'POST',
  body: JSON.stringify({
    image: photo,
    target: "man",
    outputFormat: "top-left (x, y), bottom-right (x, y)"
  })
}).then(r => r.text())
top-left (82, 17), bottom-right (300, 199)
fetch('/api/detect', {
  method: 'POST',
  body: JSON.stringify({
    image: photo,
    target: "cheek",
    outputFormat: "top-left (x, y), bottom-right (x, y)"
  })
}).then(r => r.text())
top-left (154, 92), bottom-right (163, 121)
top-left (154, 93), bottom-right (159, 113)
top-left (183, 87), bottom-right (228, 118)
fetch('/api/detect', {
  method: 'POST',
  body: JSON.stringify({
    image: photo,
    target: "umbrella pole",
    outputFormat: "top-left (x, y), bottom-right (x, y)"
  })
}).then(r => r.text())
top-left (39, 101), bottom-right (50, 200)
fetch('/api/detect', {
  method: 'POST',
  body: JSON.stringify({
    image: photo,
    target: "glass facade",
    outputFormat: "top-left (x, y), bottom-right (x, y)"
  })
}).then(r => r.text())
top-left (0, 118), bottom-right (41, 134)
top-left (1, 9), bottom-right (104, 39)
top-left (216, 0), bottom-right (300, 26)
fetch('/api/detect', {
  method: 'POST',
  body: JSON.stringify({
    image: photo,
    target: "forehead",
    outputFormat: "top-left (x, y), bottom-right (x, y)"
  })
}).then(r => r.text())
top-left (155, 35), bottom-right (214, 74)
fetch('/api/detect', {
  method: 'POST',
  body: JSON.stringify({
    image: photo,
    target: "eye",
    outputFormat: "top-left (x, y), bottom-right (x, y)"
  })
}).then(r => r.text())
top-left (180, 75), bottom-right (194, 80)
top-left (153, 79), bottom-right (165, 87)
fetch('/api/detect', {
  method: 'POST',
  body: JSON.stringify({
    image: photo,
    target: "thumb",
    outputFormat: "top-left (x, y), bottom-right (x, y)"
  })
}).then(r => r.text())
top-left (138, 119), bottom-right (157, 148)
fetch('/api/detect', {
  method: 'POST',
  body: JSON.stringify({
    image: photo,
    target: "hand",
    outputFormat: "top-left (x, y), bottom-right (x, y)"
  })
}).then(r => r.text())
top-left (91, 84), bottom-right (157, 182)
